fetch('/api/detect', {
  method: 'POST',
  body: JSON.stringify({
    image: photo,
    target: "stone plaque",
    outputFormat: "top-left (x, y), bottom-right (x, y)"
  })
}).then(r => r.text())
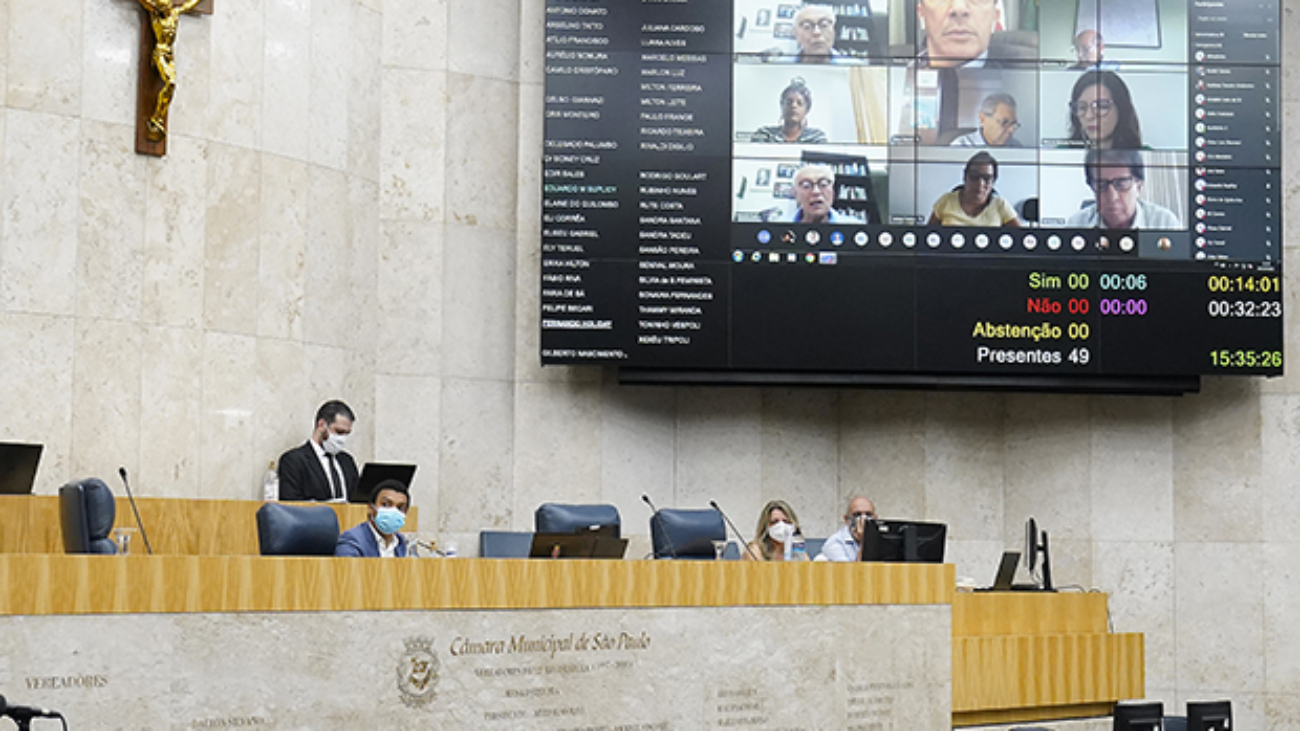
top-left (0, 605), bottom-right (950, 729)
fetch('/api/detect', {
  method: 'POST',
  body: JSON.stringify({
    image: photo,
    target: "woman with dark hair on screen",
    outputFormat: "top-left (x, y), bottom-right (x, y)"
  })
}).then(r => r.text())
top-left (1067, 71), bottom-right (1142, 149)
top-left (927, 151), bottom-right (1021, 227)
top-left (744, 499), bottom-right (804, 561)
top-left (750, 77), bottom-right (828, 144)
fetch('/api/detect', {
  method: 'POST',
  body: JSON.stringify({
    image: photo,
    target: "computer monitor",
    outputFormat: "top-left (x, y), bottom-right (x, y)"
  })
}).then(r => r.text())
top-left (860, 520), bottom-right (947, 563)
top-left (1187, 700), bottom-right (1232, 731)
top-left (1114, 701), bottom-right (1165, 731)
top-left (1025, 517), bottom-right (1055, 591)
top-left (0, 442), bottom-right (42, 495)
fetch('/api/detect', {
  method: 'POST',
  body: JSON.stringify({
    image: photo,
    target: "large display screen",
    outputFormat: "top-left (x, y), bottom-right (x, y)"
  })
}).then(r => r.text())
top-left (540, 0), bottom-right (1282, 385)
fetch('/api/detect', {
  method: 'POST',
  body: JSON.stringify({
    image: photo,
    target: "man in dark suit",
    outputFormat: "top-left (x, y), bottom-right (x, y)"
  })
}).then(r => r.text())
top-left (335, 479), bottom-right (409, 557)
top-left (277, 400), bottom-right (359, 502)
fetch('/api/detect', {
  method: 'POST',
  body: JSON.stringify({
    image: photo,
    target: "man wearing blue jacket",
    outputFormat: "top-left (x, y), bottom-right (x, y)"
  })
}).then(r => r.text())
top-left (335, 479), bottom-right (410, 558)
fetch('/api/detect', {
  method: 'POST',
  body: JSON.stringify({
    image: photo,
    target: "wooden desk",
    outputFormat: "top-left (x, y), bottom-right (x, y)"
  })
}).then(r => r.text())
top-left (0, 495), bottom-right (418, 556)
top-left (952, 592), bottom-right (1145, 726)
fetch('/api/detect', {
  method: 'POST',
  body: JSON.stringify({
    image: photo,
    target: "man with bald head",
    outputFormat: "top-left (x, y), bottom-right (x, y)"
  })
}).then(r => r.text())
top-left (1069, 29), bottom-right (1118, 70)
top-left (817, 496), bottom-right (879, 561)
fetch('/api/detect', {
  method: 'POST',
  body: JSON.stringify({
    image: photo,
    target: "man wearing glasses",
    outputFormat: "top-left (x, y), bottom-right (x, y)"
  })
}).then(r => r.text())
top-left (816, 496), bottom-right (878, 562)
top-left (951, 93), bottom-right (1024, 147)
top-left (792, 5), bottom-right (847, 63)
top-left (789, 164), bottom-right (864, 223)
top-left (1067, 149), bottom-right (1179, 229)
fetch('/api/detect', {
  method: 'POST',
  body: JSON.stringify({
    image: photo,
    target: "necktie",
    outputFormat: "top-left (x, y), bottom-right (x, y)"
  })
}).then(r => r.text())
top-left (326, 453), bottom-right (343, 500)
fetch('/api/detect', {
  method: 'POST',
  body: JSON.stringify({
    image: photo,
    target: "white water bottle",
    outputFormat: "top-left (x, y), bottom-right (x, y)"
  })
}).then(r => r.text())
top-left (789, 529), bottom-right (808, 562)
top-left (263, 461), bottom-right (279, 501)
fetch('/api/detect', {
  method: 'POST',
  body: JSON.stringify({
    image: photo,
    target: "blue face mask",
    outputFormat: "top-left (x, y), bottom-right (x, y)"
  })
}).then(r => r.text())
top-left (373, 506), bottom-right (405, 535)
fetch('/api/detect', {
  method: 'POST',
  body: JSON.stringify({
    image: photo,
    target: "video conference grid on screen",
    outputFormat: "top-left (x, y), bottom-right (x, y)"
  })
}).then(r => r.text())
top-left (729, 0), bottom-right (1276, 262)
top-left (540, 0), bottom-right (1282, 378)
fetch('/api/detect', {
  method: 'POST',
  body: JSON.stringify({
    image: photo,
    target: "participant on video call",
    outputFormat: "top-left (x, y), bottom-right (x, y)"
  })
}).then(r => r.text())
top-left (278, 400), bottom-right (359, 502)
top-left (927, 151), bottom-right (1022, 227)
top-left (745, 499), bottom-right (804, 561)
top-left (915, 0), bottom-right (1027, 68)
top-left (750, 77), bottom-right (828, 144)
top-left (1067, 71), bottom-right (1142, 149)
top-left (951, 92), bottom-right (1024, 147)
top-left (817, 496), bottom-right (878, 562)
top-left (1068, 29), bottom-right (1118, 70)
top-left (1066, 148), bottom-right (1178, 229)
top-left (789, 164), bottom-right (864, 223)
top-left (792, 5), bottom-right (847, 63)
top-left (335, 479), bottom-right (410, 558)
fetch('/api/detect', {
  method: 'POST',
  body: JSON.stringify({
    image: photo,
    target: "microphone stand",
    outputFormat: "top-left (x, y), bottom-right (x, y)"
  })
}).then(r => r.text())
top-left (641, 494), bottom-right (678, 559)
top-left (710, 500), bottom-right (760, 561)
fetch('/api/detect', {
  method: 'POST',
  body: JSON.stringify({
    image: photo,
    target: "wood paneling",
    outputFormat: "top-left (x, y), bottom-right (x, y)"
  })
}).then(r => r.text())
top-left (0, 555), bottom-right (954, 615)
top-left (952, 592), bottom-right (1110, 636)
top-left (0, 496), bottom-right (417, 555)
top-left (951, 592), bottom-right (1144, 727)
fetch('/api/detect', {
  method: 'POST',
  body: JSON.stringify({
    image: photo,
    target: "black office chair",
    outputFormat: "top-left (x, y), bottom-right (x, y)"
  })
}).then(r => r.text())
top-left (59, 478), bottom-right (118, 554)
top-left (255, 503), bottom-right (340, 556)
top-left (534, 503), bottom-right (621, 537)
top-left (479, 530), bottom-right (534, 558)
top-left (650, 508), bottom-right (724, 559)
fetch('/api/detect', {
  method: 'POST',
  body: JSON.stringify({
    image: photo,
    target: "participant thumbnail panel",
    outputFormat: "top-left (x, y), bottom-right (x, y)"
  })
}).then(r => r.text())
top-left (733, 65), bottom-right (889, 145)
top-left (1039, 67), bottom-right (1187, 150)
top-left (889, 66), bottom-right (1040, 150)
top-left (885, 0), bottom-right (1039, 68)
top-left (1038, 0), bottom-right (1188, 67)
top-left (733, 145), bottom-right (889, 224)
top-left (890, 156), bottom-right (1037, 227)
top-left (733, 0), bottom-right (889, 62)
top-left (1038, 150), bottom-right (1187, 230)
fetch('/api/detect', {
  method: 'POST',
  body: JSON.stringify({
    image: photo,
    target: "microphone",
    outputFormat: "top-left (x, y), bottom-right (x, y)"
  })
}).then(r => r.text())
top-left (641, 494), bottom-right (678, 559)
top-left (118, 467), bottom-right (154, 555)
top-left (710, 500), bottom-right (759, 561)
top-left (0, 694), bottom-right (61, 720)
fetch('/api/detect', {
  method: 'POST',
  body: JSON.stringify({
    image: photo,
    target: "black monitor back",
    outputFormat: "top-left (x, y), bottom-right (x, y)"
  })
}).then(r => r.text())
top-left (861, 520), bottom-right (947, 563)
top-left (1114, 702), bottom-right (1165, 731)
top-left (1187, 701), bottom-right (1231, 731)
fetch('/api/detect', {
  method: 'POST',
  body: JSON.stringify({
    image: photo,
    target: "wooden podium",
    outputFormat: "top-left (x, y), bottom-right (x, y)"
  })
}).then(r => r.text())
top-left (0, 496), bottom-right (1142, 727)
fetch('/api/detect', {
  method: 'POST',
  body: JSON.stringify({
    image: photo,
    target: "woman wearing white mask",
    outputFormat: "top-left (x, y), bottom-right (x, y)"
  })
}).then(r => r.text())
top-left (744, 499), bottom-right (803, 561)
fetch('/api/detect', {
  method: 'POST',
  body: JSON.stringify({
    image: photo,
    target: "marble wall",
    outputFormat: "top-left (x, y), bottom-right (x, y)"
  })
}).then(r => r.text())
top-left (2, 0), bottom-right (1299, 727)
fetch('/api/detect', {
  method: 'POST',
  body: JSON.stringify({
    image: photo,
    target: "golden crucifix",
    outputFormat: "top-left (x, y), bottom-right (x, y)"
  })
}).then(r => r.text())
top-left (135, 0), bottom-right (212, 156)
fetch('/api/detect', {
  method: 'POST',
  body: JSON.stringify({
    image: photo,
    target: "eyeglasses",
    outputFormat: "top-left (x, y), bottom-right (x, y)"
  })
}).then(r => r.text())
top-left (797, 19), bottom-right (835, 32)
top-left (797, 178), bottom-right (835, 191)
top-left (1073, 99), bottom-right (1114, 117)
top-left (988, 116), bottom-right (1021, 130)
top-left (965, 172), bottom-right (995, 184)
top-left (1091, 176), bottom-right (1137, 192)
top-left (850, 511), bottom-right (876, 520)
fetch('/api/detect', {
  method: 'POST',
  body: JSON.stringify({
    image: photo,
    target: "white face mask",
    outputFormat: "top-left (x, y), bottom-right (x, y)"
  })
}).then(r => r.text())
top-left (323, 430), bottom-right (348, 455)
top-left (767, 521), bottom-right (794, 544)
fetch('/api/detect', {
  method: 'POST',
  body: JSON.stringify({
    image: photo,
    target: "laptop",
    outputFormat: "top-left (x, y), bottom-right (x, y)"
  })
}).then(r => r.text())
top-left (350, 462), bottom-right (417, 503)
top-left (976, 551), bottom-right (1040, 591)
top-left (978, 551), bottom-right (1022, 591)
top-left (0, 443), bottom-right (42, 495)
